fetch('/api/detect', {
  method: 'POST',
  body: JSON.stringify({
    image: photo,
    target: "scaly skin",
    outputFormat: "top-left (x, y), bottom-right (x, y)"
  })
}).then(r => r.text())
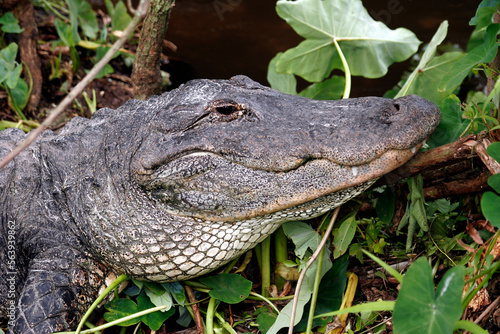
top-left (0, 76), bottom-right (440, 333)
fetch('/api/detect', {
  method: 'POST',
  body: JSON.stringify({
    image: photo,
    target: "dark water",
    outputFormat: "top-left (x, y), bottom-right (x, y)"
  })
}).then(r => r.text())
top-left (164, 0), bottom-right (478, 97)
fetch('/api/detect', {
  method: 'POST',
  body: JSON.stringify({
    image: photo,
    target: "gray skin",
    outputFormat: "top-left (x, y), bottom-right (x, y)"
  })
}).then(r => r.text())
top-left (0, 75), bottom-right (440, 333)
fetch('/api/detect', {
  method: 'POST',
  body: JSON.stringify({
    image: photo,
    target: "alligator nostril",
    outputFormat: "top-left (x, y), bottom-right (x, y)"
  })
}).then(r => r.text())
top-left (394, 103), bottom-right (401, 111)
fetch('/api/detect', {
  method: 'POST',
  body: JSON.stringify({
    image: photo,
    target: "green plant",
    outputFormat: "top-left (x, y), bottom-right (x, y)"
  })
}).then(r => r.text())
top-left (0, 13), bottom-right (32, 121)
top-left (0, 12), bottom-right (23, 46)
top-left (51, 0), bottom-right (132, 77)
top-left (317, 255), bottom-right (488, 334)
top-left (267, 0), bottom-right (420, 99)
top-left (482, 142), bottom-right (500, 227)
top-left (0, 43), bottom-right (31, 120)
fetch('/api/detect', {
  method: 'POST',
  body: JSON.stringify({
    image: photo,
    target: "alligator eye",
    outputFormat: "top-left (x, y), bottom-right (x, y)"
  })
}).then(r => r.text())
top-left (215, 105), bottom-right (239, 115)
top-left (208, 99), bottom-right (249, 121)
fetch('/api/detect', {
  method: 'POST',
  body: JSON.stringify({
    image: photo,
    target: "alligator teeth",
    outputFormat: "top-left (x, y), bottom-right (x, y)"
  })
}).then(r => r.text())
top-left (352, 166), bottom-right (359, 177)
top-left (411, 146), bottom-right (417, 154)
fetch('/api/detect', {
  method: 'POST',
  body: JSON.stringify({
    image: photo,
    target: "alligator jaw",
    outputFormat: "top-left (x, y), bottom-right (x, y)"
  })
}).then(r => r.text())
top-left (143, 142), bottom-right (424, 222)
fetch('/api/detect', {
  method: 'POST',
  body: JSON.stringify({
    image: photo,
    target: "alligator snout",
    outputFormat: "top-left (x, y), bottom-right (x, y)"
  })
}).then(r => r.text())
top-left (134, 77), bottom-right (441, 223)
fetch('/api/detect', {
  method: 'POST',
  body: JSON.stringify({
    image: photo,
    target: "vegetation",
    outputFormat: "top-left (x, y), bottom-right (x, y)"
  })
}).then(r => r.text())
top-left (1, 0), bottom-right (500, 333)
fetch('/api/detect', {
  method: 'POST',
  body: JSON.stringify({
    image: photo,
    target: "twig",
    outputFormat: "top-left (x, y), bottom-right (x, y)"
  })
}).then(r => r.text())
top-left (288, 206), bottom-right (341, 334)
top-left (389, 134), bottom-right (480, 181)
top-left (185, 285), bottom-right (204, 334)
top-left (475, 138), bottom-right (500, 174)
top-left (475, 295), bottom-right (500, 325)
top-left (0, 0), bottom-right (150, 170)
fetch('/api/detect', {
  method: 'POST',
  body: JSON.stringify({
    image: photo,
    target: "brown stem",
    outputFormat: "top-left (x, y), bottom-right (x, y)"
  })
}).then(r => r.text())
top-left (423, 170), bottom-right (490, 200)
top-left (383, 134), bottom-right (496, 200)
top-left (185, 285), bottom-right (204, 334)
top-left (13, 0), bottom-right (42, 113)
top-left (131, 0), bottom-right (175, 100)
top-left (389, 134), bottom-right (481, 180)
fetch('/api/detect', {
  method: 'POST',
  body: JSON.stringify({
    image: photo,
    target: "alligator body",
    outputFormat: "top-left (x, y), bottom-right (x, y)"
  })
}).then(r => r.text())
top-left (0, 76), bottom-right (440, 333)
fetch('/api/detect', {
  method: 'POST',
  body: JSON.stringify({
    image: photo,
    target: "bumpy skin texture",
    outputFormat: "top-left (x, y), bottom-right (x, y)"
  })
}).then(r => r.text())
top-left (0, 76), bottom-right (440, 333)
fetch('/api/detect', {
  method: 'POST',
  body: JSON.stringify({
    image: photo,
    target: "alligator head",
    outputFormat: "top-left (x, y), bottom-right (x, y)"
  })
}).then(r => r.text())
top-left (65, 75), bottom-right (440, 281)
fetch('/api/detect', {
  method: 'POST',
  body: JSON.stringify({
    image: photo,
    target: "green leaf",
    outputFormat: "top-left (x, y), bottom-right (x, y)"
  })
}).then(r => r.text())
top-left (398, 176), bottom-right (427, 252)
top-left (0, 60), bottom-right (8, 84)
top-left (282, 221), bottom-right (321, 259)
top-left (299, 76), bottom-right (344, 100)
top-left (0, 12), bottom-right (24, 34)
top-left (376, 187), bottom-right (395, 225)
top-left (293, 255), bottom-right (348, 331)
top-left (144, 286), bottom-right (173, 311)
top-left (124, 281), bottom-right (141, 296)
top-left (316, 300), bottom-right (395, 318)
top-left (66, 0), bottom-right (98, 40)
top-left (105, 0), bottom-right (132, 33)
top-left (275, 0), bottom-right (420, 82)
top-left (69, 46), bottom-right (80, 72)
top-left (454, 320), bottom-right (489, 334)
top-left (393, 258), bottom-right (464, 334)
top-left (333, 215), bottom-right (357, 258)
top-left (470, 0), bottom-right (500, 29)
top-left (54, 19), bottom-right (76, 47)
top-left (396, 20), bottom-right (449, 98)
top-left (487, 142), bottom-right (500, 163)
top-left (104, 299), bottom-right (140, 327)
top-left (439, 23), bottom-right (500, 93)
top-left (488, 174), bottom-right (500, 193)
top-left (481, 191), bottom-right (500, 228)
top-left (137, 290), bottom-right (174, 331)
top-left (395, 21), bottom-right (466, 104)
top-left (427, 95), bottom-right (467, 149)
top-left (256, 311), bottom-right (278, 334)
top-left (267, 250), bottom-right (332, 334)
top-left (162, 282), bottom-right (187, 306)
top-left (9, 77), bottom-right (29, 111)
top-left (361, 250), bottom-right (403, 283)
top-left (314, 255), bottom-right (348, 315)
top-left (398, 52), bottom-right (465, 105)
top-left (199, 273), bottom-right (252, 304)
top-left (267, 52), bottom-right (297, 94)
top-left (0, 42), bottom-right (18, 64)
top-left (409, 175), bottom-right (427, 230)
top-left (5, 64), bottom-right (22, 89)
top-left (142, 281), bottom-right (166, 295)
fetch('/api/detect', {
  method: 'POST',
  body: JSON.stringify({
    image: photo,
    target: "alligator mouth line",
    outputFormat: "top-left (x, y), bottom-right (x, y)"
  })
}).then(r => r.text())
top-left (147, 140), bottom-right (423, 175)
top-left (142, 142), bottom-right (423, 223)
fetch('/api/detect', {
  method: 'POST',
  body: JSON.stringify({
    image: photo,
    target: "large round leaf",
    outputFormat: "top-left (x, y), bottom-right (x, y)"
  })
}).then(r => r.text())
top-left (482, 191), bottom-right (500, 228)
top-left (393, 258), bottom-right (464, 334)
top-left (275, 0), bottom-right (420, 82)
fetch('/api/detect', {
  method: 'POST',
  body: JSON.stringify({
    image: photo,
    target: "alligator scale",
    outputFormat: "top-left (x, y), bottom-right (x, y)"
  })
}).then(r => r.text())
top-left (0, 76), bottom-right (440, 333)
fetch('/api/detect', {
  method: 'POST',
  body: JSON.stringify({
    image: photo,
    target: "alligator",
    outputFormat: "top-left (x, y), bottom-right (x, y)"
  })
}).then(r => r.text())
top-left (0, 75), bottom-right (440, 333)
